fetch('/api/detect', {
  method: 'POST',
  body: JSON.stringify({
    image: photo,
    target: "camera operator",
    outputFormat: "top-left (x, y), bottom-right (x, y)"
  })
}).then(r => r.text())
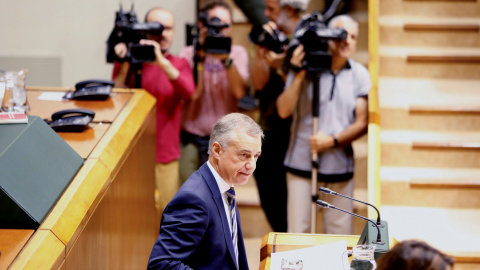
top-left (178, 1), bottom-right (249, 184)
top-left (276, 14), bottom-right (371, 234)
top-left (111, 7), bottom-right (195, 221)
top-left (249, 0), bottom-right (308, 233)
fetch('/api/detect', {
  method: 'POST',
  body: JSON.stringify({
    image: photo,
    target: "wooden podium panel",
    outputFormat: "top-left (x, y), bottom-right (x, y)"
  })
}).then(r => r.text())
top-left (260, 233), bottom-right (398, 270)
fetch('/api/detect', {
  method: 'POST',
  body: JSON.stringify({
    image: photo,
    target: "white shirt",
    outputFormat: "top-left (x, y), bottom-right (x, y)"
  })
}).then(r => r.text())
top-left (207, 161), bottom-right (235, 234)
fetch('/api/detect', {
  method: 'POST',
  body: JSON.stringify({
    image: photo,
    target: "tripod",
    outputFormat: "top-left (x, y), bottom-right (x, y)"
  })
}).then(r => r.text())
top-left (307, 51), bottom-right (332, 234)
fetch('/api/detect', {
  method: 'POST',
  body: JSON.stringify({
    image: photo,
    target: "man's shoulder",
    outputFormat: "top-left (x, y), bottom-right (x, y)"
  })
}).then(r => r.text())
top-left (347, 58), bottom-right (368, 72)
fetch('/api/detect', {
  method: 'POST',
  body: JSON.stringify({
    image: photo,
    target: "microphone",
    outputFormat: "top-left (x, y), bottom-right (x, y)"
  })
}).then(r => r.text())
top-left (319, 187), bottom-right (382, 226)
top-left (318, 187), bottom-right (390, 258)
top-left (316, 200), bottom-right (384, 245)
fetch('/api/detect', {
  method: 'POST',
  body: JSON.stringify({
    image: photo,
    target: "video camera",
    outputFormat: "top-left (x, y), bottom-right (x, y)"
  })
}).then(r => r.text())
top-left (288, 11), bottom-right (347, 73)
top-left (106, 5), bottom-right (164, 65)
top-left (203, 16), bottom-right (232, 54)
top-left (188, 13), bottom-right (231, 55)
top-left (248, 25), bottom-right (289, 54)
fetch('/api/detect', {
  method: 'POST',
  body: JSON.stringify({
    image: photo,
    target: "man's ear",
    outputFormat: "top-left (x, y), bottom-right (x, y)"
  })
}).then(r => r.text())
top-left (211, 141), bottom-right (222, 158)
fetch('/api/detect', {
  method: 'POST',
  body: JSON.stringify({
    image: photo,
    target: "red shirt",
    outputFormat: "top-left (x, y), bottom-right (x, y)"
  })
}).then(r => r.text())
top-left (113, 55), bottom-right (195, 163)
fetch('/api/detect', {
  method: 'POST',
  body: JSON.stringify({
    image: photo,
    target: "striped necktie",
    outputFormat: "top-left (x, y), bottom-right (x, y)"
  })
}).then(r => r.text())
top-left (226, 187), bottom-right (238, 268)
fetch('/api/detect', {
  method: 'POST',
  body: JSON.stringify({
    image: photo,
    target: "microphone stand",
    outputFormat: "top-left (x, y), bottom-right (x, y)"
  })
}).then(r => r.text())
top-left (318, 187), bottom-right (390, 258)
top-left (319, 187), bottom-right (383, 226)
top-left (310, 70), bottom-right (322, 234)
top-left (316, 200), bottom-right (384, 244)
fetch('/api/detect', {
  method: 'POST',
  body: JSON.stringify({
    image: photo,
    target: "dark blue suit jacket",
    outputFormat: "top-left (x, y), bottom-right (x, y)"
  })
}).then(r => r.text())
top-left (147, 163), bottom-right (249, 270)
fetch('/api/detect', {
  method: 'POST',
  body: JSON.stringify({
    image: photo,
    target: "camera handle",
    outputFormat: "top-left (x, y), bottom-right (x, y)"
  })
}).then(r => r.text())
top-left (310, 70), bottom-right (322, 234)
top-left (132, 62), bottom-right (143, 89)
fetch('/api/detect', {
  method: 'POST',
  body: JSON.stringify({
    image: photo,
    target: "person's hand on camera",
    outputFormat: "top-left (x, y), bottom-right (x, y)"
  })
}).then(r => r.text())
top-left (290, 44), bottom-right (305, 68)
top-left (264, 50), bottom-right (285, 70)
top-left (139, 39), bottom-right (180, 80)
top-left (114, 43), bottom-right (128, 59)
top-left (139, 39), bottom-right (168, 66)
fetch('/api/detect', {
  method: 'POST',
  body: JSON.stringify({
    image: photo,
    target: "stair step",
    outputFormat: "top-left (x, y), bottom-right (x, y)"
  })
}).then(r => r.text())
top-left (413, 141), bottom-right (480, 150)
top-left (380, 16), bottom-right (480, 47)
top-left (380, 46), bottom-right (480, 79)
top-left (380, 166), bottom-right (480, 208)
top-left (380, 206), bottom-right (480, 262)
top-left (380, 130), bottom-right (480, 168)
top-left (407, 55), bottom-right (480, 63)
top-left (380, 0), bottom-right (480, 17)
top-left (381, 130), bottom-right (480, 145)
top-left (378, 78), bottom-right (480, 131)
top-left (410, 178), bottom-right (480, 188)
top-left (381, 166), bottom-right (480, 183)
top-left (379, 77), bottom-right (480, 109)
top-left (404, 24), bottom-right (479, 32)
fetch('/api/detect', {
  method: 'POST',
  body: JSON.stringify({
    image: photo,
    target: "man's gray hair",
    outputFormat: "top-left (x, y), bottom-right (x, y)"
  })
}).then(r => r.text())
top-left (327, 14), bottom-right (359, 29)
top-left (279, 0), bottom-right (310, 12)
top-left (208, 113), bottom-right (264, 155)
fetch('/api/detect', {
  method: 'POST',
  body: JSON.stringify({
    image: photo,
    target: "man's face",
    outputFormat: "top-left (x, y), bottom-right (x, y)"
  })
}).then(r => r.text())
top-left (264, 0), bottom-right (281, 22)
top-left (328, 20), bottom-right (358, 60)
top-left (146, 9), bottom-right (175, 53)
top-left (215, 131), bottom-right (262, 186)
top-left (208, 6), bottom-right (232, 36)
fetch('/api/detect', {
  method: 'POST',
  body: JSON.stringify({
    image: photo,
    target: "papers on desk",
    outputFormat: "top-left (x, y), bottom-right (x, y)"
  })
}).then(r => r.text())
top-left (0, 112), bottom-right (28, 124)
top-left (270, 240), bottom-right (349, 270)
top-left (37, 91), bottom-right (67, 101)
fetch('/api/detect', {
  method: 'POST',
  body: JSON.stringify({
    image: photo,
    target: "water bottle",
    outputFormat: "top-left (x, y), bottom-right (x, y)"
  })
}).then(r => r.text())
top-left (350, 245), bottom-right (376, 270)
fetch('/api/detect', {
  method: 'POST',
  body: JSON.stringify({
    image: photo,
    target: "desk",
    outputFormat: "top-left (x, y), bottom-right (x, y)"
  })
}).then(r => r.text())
top-left (260, 232), bottom-right (398, 270)
top-left (0, 87), bottom-right (157, 269)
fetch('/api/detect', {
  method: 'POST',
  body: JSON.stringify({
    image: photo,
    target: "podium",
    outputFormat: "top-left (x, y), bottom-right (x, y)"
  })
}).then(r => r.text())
top-left (0, 87), bottom-right (157, 269)
top-left (260, 232), bottom-right (398, 270)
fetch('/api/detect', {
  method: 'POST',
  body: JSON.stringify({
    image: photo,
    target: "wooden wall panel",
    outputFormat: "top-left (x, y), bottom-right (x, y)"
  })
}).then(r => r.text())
top-left (64, 108), bottom-right (157, 269)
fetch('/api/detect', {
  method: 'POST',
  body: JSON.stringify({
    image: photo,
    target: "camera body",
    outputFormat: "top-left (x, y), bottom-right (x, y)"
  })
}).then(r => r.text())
top-left (248, 25), bottom-right (289, 54)
top-left (204, 16), bottom-right (231, 54)
top-left (290, 11), bottom-right (347, 72)
top-left (106, 6), bottom-right (164, 64)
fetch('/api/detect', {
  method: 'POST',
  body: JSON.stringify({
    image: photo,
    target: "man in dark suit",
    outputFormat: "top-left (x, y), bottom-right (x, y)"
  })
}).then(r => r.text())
top-left (147, 113), bottom-right (263, 270)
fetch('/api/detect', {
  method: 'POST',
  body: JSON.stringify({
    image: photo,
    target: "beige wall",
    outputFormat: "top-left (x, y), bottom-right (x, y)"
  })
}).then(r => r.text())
top-left (0, 0), bottom-right (196, 87)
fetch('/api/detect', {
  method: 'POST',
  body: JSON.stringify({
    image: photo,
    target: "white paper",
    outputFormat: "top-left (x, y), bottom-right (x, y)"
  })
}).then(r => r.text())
top-left (38, 92), bottom-right (67, 101)
top-left (270, 240), bottom-right (349, 270)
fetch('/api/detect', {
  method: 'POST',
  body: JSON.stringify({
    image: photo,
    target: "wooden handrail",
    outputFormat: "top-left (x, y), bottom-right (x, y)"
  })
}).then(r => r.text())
top-left (410, 105), bottom-right (480, 114)
top-left (407, 55), bottom-right (480, 63)
top-left (404, 24), bottom-right (479, 31)
top-left (367, 0), bottom-right (382, 220)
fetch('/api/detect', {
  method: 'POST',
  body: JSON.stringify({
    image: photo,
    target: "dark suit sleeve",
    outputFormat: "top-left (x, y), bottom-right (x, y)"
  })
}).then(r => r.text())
top-left (147, 191), bottom-right (209, 270)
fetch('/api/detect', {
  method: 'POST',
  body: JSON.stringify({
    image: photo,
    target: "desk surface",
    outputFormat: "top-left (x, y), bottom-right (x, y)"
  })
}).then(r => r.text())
top-left (27, 89), bottom-right (132, 122)
top-left (26, 88), bottom-right (132, 159)
top-left (0, 230), bottom-right (34, 269)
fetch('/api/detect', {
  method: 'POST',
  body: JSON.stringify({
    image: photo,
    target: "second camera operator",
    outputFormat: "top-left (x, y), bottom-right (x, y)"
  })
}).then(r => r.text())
top-left (277, 14), bottom-right (371, 235)
top-left (178, 1), bottom-right (249, 185)
top-left (111, 7), bottom-right (195, 221)
top-left (249, 0), bottom-right (308, 233)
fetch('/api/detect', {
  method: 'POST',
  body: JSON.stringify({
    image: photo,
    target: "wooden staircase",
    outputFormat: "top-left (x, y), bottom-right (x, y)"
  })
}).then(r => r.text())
top-left (377, 0), bottom-right (480, 268)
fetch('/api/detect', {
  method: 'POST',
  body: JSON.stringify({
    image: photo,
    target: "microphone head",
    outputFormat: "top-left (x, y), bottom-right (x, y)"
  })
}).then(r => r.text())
top-left (316, 200), bottom-right (334, 209)
top-left (319, 187), bottom-right (336, 194)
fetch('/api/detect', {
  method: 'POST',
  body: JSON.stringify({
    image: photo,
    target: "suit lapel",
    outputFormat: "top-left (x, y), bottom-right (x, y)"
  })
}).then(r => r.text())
top-left (199, 164), bottom-right (238, 269)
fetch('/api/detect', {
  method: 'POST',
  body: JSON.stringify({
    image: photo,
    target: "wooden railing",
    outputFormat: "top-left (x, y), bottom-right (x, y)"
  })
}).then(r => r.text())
top-left (367, 0), bottom-right (382, 219)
